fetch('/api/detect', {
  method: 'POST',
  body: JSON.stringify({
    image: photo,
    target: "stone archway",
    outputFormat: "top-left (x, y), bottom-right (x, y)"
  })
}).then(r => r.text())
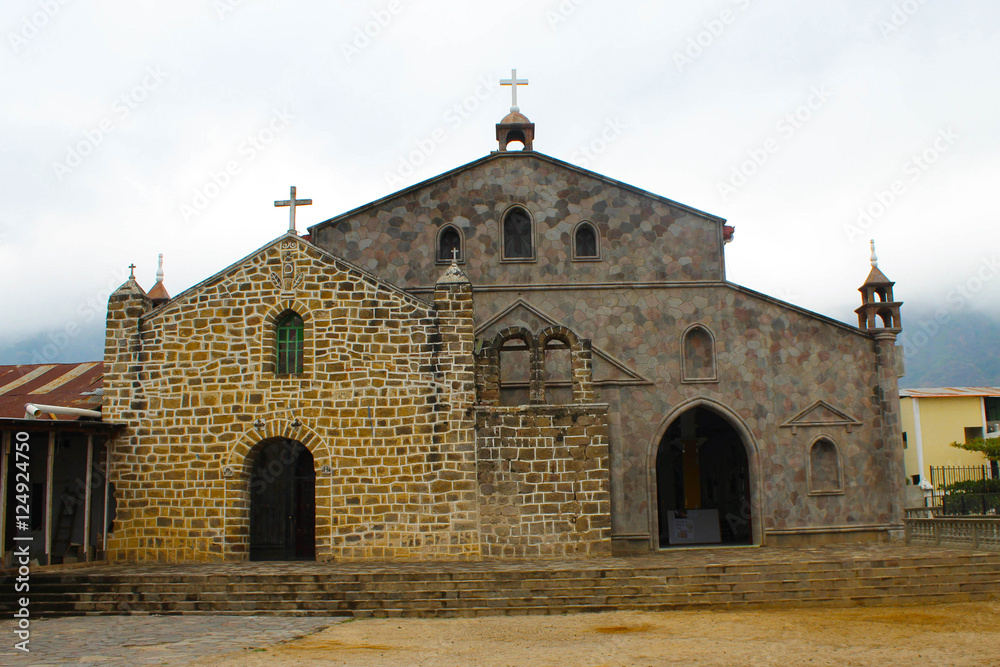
top-left (651, 404), bottom-right (758, 548)
top-left (248, 439), bottom-right (316, 561)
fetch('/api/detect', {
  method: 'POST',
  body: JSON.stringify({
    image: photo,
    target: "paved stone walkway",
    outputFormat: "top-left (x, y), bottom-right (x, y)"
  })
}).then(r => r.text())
top-left (0, 615), bottom-right (344, 666)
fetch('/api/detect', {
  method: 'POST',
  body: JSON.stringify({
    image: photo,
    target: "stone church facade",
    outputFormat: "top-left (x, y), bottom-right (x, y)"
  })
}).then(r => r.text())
top-left (102, 110), bottom-right (905, 563)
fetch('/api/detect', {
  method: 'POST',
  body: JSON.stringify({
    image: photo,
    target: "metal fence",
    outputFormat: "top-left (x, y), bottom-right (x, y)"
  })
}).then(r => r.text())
top-left (929, 465), bottom-right (1000, 516)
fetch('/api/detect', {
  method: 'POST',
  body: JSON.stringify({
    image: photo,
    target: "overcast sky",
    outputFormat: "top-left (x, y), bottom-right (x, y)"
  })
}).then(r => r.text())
top-left (2, 1), bottom-right (998, 364)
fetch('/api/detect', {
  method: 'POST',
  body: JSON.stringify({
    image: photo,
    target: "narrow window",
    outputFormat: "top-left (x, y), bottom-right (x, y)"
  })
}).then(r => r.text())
top-left (437, 225), bottom-right (462, 262)
top-left (503, 208), bottom-right (533, 259)
top-left (574, 223), bottom-right (598, 259)
top-left (276, 312), bottom-right (304, 375)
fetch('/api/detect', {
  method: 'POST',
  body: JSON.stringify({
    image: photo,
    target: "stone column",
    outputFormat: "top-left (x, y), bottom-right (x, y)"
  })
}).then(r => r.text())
top-left (432, 263), bottom-right (481, 556)
top-left (874, 332), bottom-right (906, 538)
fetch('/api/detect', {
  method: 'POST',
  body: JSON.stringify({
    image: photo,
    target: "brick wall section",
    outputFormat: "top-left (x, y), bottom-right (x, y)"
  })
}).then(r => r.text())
top-left (475, 404), bottom-right (612, 557)
top-left (103, 235), bottom-right (483, 563)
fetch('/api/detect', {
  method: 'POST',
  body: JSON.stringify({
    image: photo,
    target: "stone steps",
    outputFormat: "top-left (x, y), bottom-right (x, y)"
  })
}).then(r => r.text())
top-left (5, 550), bottom-right (1000, 618)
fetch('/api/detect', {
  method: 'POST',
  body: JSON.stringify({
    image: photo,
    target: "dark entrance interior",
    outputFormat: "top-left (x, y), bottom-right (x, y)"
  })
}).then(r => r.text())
top-left (249, 439), bottom-right (315, 561)
top-left (656, 407), bottom-right (752, 548)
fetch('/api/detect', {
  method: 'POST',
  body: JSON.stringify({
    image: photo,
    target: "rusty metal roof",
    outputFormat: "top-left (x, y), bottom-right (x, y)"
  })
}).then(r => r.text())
top-left (0, 362), bottom-right (104, 420)
top-left (900, 387), bottom-right (1000, 399)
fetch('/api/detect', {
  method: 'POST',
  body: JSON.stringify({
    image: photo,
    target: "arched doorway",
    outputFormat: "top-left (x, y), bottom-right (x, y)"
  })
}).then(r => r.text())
top-left (655, 407), bottom-right (752, 548)
top-left (249, 439), bottom-right (316, 561)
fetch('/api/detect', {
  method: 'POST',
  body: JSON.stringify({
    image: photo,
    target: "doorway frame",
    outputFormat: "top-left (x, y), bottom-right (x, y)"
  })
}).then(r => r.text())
top-left (646, 397), bottom-right (764, 549)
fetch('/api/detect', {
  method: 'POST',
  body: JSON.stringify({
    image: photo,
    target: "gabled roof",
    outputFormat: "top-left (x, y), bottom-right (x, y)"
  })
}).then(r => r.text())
top-left (0, 362), bottom-right (103, 419)
top-left (308, 150), bottom-right (726, 236)
top-left (143, 233), bottom-right (434, 320)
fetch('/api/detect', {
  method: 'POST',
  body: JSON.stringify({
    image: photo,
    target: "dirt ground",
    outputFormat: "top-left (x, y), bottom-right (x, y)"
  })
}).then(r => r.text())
top-left (197, 601), bottom-right (1000, 666)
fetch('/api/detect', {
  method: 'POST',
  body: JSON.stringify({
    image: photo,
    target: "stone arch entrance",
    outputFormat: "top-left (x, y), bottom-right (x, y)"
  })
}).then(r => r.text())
top-left (248, 439), bottom-right (316, 561)
top-left (653, 406), bottom-right (754, 548)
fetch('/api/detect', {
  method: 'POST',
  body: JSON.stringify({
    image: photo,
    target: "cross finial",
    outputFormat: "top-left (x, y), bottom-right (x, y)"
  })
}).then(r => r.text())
top-left (500, 68), bottom-right (529, 113)
top-left (870, 239), bottom-right (878, 268)
top-left (155, 253), bottom-right (164, 283)
top-left (274, 186), bottom-right (313, 235)
top-left (451, 246), bottom-right (460, 265)
top-left (128, 263), bottom-right (136, 280)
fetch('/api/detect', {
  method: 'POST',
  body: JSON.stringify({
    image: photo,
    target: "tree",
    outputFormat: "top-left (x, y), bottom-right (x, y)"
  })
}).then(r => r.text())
top-left (950, 437), bottom-right (1000, 461)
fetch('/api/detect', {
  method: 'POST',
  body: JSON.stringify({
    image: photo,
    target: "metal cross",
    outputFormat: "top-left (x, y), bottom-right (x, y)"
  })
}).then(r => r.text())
top-left (128, 263), bottom-right (136, 280)
top-left (274, 186), bottom-right (313, 235)
top-left (500, 68), bottom-right (529, 113)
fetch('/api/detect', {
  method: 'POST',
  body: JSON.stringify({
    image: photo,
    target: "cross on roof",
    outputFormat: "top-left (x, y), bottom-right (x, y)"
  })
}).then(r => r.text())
top-left (451, 247), bottom-right (460, 264)
top-left (128, 263), bottom-right (136, 280)
top-left (500, 68), bottom-right (528, 113)
top-left (274, 186), bottom-right (312, 234)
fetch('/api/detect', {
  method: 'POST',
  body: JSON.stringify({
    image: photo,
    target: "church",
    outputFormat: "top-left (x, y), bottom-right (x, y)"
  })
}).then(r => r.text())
top-left (99, 77), bottom-right (906, 563)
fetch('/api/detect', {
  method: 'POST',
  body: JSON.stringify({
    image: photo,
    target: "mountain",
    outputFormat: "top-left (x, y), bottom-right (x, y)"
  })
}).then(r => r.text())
top-left (899, 308), bottom-right (1000, 388)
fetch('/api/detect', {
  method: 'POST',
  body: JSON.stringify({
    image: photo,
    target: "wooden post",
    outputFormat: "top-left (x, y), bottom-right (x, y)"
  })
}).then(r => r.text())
top-left (102, 437), bottom-right (111, 557)
top-left (83, 434), bottom-right (93, 562)
top-left (0, 431), bottom-right (9, 565)
top-left (45, 432), bottom-right (55, 564)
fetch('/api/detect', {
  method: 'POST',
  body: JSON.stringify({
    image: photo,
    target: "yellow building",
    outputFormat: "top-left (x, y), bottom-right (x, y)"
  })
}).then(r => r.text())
top-left (900, 387), bottom-right (1000, 486)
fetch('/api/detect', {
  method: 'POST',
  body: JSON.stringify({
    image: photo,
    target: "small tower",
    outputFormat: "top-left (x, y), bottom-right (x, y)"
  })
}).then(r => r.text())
top-left (496, 111), bottom-right (535, 152)
top-left (147, 253), bottom-right (170, 307)
top-left (855, 240), bottom-right (902, 333)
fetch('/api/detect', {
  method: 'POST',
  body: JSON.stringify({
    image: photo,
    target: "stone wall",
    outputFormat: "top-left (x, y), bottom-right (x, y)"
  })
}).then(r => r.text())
top-left (475, 405), bottom-right (611, 558)
top-left (103, 235), bottom-right (481, 563)
top-left (310, 152), bottom-right (725, 289)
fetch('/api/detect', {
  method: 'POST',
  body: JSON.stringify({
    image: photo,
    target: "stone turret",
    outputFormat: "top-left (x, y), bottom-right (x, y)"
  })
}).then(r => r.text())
top-left (856, 240), bottom-right (902, 333)
top-left (104, 269), bottom-right (152, 424)
top-left (856, 241), bottom-right (906, 537)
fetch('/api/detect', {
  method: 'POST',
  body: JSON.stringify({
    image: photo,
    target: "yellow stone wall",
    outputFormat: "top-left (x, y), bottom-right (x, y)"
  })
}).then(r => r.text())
top-left (103, 235), bottom-right (481, 562)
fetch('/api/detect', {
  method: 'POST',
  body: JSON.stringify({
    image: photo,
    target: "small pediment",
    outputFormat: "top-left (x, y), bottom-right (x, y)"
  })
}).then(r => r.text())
top-left (475, 299), bottom-right (651, 386)
top-left (781, 400), bottom-right (863, 434)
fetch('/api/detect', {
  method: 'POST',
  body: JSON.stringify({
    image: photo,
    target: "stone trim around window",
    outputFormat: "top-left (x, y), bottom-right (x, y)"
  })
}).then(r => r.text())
top-left (499, 204), bottom-right (537, 263)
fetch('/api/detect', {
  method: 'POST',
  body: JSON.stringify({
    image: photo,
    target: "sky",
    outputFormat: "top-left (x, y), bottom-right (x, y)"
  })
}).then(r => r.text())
top-left (2, 0), bottom-right (998, 365)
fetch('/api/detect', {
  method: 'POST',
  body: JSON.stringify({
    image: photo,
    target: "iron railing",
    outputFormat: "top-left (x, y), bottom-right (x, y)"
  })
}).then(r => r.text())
top-left (928, 465), bottom-right (1000, 516)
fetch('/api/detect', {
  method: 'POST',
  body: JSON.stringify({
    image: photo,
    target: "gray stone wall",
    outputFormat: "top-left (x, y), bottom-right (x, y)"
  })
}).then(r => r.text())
top-left (310, 152), bottom-right (725, 288)
top-left (310, 152), bottom-right (902, 549)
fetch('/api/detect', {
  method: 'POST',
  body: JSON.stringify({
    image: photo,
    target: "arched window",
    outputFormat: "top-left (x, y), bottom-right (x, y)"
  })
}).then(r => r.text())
top-left (573, 222), bottom-right (599, 259)
top-left (437, 225), bottom-right (463, 263)
top-left (276, 312), bottom-right (304, 375)
top-left (502, 207), bottom-right (533, 260)
top-left (809, 438), bottom-right (843, 494)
